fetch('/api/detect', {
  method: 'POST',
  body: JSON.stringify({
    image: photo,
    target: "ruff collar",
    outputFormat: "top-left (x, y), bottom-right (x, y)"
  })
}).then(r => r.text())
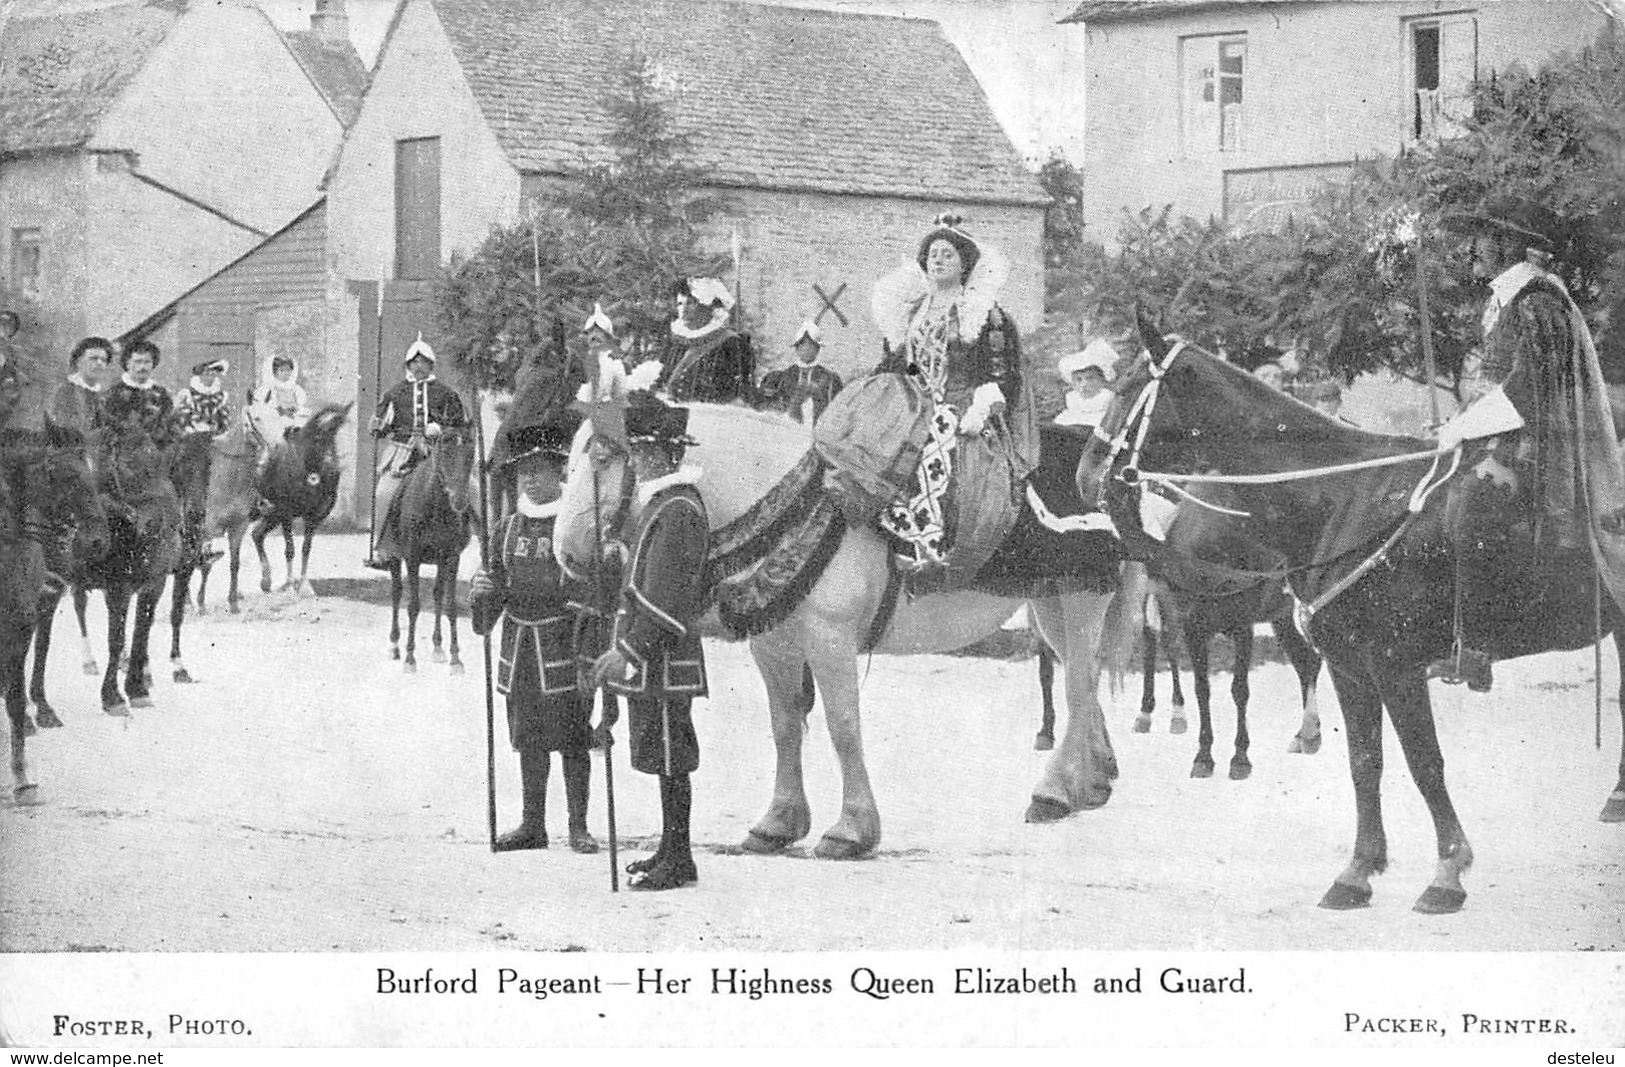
top-left (671, 308), bottom-right (731, 342)
top-left (871, 244), bottom-right (1010, 349)
top-left (188, 375), bottom-right (224, 396)
top-left (1483, 260), bottom-right (1567, 336)
top-left (121, 372), bottom-right (161, 390)
top-left (516, 496), bottom-right (562, 520)
top-left (68, 372), bottom-right (102, 392)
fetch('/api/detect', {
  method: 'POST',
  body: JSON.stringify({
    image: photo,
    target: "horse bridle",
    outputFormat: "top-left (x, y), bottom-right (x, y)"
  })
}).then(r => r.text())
top-left (1094, 339), bottom-right (1188, 505)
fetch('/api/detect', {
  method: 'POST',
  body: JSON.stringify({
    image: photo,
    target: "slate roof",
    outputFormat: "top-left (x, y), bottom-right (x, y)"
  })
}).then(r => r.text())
top-left (1061, 1), bottom-right (1297, 25)
top-left (419, 0), bottom-right (1046, 206)
top-left (0, 4), bottom-right (179, 156)
top-left (283, 29), bottom-right (369, 127)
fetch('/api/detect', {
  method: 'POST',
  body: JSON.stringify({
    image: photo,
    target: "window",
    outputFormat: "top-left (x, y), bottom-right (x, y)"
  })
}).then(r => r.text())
top-left (10, 227), bottom-right (42, 298)
top-left (1182, 34), bottom-right (1246, 155)
top-left (394, 137), bottom-right (442, 279)
top-left (1408, 14), bottom-right (1477, 140)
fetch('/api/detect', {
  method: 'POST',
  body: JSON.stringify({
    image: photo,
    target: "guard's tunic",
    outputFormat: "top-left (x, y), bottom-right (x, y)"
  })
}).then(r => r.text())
top-left (471, 507), bottom-right (592, 752)
top-left (605, 483), bottom-right (710, 776)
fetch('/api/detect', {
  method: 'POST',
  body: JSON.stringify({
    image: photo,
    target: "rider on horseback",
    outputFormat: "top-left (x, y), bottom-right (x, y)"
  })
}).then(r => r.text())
top-left (815, 214), bottom-right (1036, 590)
top-left (1428, 198), bottom-right (1625, 692)
top-left (365, 334), bottom-right (468, 570)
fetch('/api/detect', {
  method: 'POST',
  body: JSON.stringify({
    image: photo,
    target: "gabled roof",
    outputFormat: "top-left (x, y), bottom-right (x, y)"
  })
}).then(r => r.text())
top-left (282, 29), bottom-right (369, 127)
top-left (0, 4), bottom-right (179, 157)
top-left (408, 0), bottom-right (1044, 207)
top-left (1061, 1), bottom-right (1296, 25)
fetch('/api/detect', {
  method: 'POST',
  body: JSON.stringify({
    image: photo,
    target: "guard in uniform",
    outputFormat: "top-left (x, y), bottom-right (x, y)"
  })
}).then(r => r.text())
top-left (589, 394), bottom-right (710, 891)
top-left (756, 320), bottom-right (844, 423)
top-left (659, 277), bottom-right (756, 404)
top-left (366, 334), bottom-right (468, 568)
top-left (470, 406), bottom-right (599, 853)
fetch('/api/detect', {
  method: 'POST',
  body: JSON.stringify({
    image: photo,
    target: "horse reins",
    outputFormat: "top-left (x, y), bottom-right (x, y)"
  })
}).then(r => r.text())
top-left (1102, 343), bottom-right (1468, 619)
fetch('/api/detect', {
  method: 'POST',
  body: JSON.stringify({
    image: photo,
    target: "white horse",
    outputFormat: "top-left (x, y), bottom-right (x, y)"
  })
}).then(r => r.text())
top-left (554, 402), bottom-right (1138, 858)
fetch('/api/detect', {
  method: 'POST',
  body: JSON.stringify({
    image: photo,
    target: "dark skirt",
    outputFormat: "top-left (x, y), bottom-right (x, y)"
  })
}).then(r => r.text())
top-left (627, 697), bottom-right (699, 776)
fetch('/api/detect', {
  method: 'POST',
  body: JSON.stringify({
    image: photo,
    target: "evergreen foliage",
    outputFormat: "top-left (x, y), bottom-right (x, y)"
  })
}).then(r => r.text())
top-left (437, 54), bottom-right (730, 391)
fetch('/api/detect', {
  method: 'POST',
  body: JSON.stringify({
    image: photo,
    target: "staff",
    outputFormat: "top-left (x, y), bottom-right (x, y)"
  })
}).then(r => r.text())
top-left (365, 279), bottom-right (386, 561)
top-left (472, 388), bottom-right (497, 849)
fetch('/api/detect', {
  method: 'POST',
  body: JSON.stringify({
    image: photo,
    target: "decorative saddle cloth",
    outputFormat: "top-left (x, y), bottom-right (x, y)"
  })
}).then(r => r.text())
top-left (704, 425), bottom-right (1122, 639)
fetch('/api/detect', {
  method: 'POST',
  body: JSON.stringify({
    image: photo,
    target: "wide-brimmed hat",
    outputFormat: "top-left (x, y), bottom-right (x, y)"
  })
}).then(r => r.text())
top-left (916, 213), bottom-right (981, 278)
top-left (403, 332), bottom-right (436, 365)
top-left (192, 358), bottom-right (228, 376)
top-left (503, 407), bottom-right (583, 467)
top-left (1057, 339), bottom-right (1119, 381)
top-left (1441, 197), bottom-right (1568, 256)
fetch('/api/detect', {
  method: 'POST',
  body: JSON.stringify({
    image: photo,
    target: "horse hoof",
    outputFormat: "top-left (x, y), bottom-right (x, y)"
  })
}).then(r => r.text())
top-left (1190, 762), bottom-right (1215, 779)
top-left (1289, 733), bottom-right (1322, 756)
top-left (103, 702), bottom-right (130, 717)
top-left (129, 696), bottom-right (153, 709)
top-left (299, 582), bottom-right (316, 598)
top-left (813, 836), bottom-right (874, 861)
top-left (403, 661), bottom-right (417, 674)
top-left (1228, 760), bottom-right (1252, 781)
top-left (173, 668), bottom-right (194, 684)
top-left (739, 830), bottom-right (796, 855)
top-left (82, 661), bottom-right (100, 676)
top-left (1600, 794), bottom-right (1625, 823)
top-left (260, 579), bottom-right (272, 593)
top-left (448, 662), bottom-right (466, 676)
top-left (229, 602), bottom-right (241, 615)
top-left (35, 708), bottom-right (63, 729)
top-left (194, 603), bottom-right (207, 617)
top-left (1413, 886), bottom-right (1467, 914)
top-left (21, 716), bottom-right (38, 737)
top-left (1132, 715), bottom-right (1151, 734)
top-left (1024, 795), bottom-right (1073, 823)
top-left (390, 648), bottom-right (400, 661)
top-left (1033, 732), bottom-right (1054, 751)
top-left (1318, 882), bottom-right (1373, 910)
top-left (1170, 716), bottom-right (1188, 735)
top-left (14, 783), bottom-right (42, 806)
top-left (431, 649), bottom-right (447, 664)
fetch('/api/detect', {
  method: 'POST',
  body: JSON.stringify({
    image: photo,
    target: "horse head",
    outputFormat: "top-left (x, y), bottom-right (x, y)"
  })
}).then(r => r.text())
top-left (430, 426), bottom-right (478, 517)
top-left (290, 401), bottom-right (353, 472)
top-left (554, 422), bottom-right (636, 586)
top-left (167, 431), bottom-right (215, 516)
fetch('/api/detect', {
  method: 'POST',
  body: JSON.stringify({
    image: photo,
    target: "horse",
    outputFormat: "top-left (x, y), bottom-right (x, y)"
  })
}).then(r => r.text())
top-left (554, 402), bottom-right (1138, 859)
top-left (378, 429), bottom-right (476, 671)
top-left (1077, 312), bottom-right (1625, 913)
top-left (150, 429), bottom-right (215, 684)
top-left (242, 402), bottom-right (352, 602)
top-left (2, 424), bottom-right (106, 800)
top-left (1132, 492), bottom-right (1326, 777)
top-left (1032, 566), bottom-right (1324, 776)
top-left (188, 416), bottom-right (259, 616)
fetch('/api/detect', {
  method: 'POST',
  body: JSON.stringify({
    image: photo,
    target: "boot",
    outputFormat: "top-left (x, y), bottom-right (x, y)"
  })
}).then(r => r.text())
top-left (630, 774), bottom-right (697, 890)
top-left (563, 750), bottom-right (599, 854)
top-left (494, 748), bottom-right (550, 852)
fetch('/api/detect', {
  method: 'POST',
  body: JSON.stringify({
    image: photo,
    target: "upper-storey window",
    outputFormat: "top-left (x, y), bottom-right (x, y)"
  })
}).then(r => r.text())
top-left (1183, 33), bottom-right (1246, 155)
top-left (1408, 14), bottom-right (1478, 141)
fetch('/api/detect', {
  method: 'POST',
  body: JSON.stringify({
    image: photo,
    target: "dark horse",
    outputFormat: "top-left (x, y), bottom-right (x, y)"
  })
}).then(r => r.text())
top-left (242, 402), bottom-right (353, 602)
top-left (1132, 493), bottom-right (1326, 778)
top-left (2, 424), bottom-right (106, 800)
top-left (379, 429), bottom-right (477, 671)
top-left (1032, 521), bottom-right (1325, 775)
top-left (1078, 314), bottom-right (1625, 913)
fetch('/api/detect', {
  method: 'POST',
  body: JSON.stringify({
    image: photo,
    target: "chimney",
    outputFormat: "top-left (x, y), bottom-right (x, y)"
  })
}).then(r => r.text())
top-left (310, 0), bottom-right (351, 48)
